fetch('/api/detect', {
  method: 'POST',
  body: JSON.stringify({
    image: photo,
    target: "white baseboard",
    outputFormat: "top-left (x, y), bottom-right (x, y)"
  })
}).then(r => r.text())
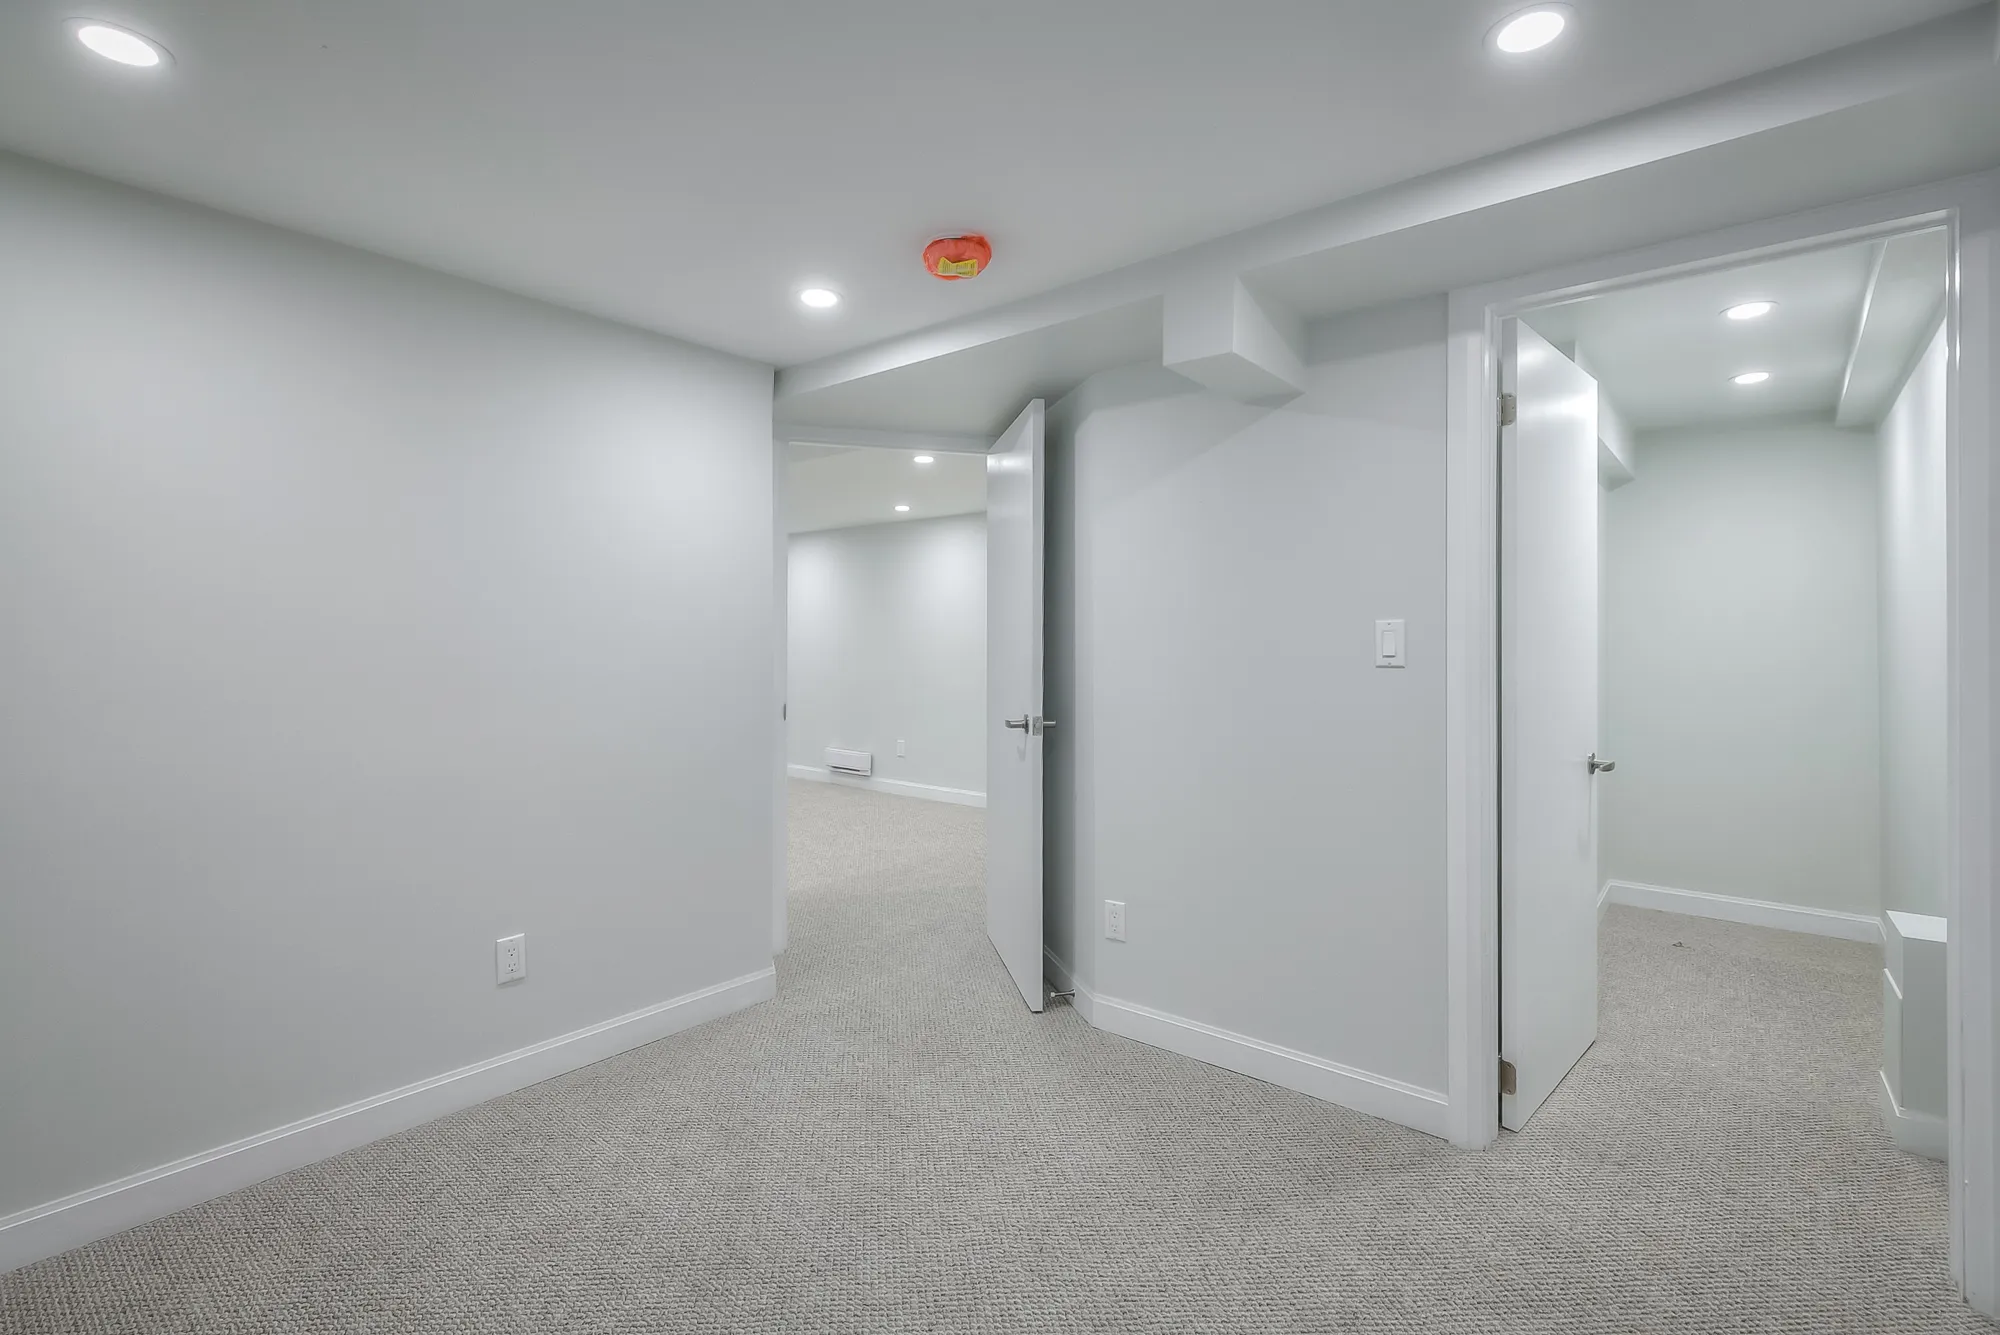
top-left (788, 763), bottom-right (985, 808)
top-left (1041, 948), bottom-right (1447, 1139)
top-left (1879, 1069), bottom-right (1948, 1161)
top-left (0, 966), bottom-right (777, 1275)
top-left (1603, 879), bottom-right (1885, 946)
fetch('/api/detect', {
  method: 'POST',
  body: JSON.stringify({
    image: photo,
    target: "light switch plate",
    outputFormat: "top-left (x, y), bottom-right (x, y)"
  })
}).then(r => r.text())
top-left (1375, 619), bottom-right (1407, 668)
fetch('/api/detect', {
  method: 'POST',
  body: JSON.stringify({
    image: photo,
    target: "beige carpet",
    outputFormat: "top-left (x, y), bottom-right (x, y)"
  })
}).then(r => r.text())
top-left (2, 779), bottom-right (1988, 1333)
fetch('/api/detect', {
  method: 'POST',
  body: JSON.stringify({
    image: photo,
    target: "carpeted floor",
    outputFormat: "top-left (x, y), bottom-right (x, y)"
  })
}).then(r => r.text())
top-left (2, 779), bottom-right (1988, 1333)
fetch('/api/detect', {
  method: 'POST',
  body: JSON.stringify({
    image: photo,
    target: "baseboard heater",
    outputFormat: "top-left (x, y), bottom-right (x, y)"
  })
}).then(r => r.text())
top-left (824, 747), bottom-right (873, 777)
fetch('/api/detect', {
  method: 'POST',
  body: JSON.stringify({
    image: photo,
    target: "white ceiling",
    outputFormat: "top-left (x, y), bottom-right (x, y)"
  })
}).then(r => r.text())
top-left (0, 0), bottom-right (1982, 368)
top-left (1523, 230), bottom-right (1946, 432)
top-left (775, 62), bottom-right (2000, 436)
top-left (784, 300), bottom-right (1163, 435)
top-left (1839, 230), bottom-right (1954, 425)
top-left (786, 445), bottom-right (985, 535)
top-left (1242, 75), bottom-right (1997, 325)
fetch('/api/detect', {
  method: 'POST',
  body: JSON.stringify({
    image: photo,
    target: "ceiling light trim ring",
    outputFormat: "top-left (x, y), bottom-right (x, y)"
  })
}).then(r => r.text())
top-left (1491, 4), bottom-right (1573, 55)
top-left (67, 18), bottom-right (171, 68)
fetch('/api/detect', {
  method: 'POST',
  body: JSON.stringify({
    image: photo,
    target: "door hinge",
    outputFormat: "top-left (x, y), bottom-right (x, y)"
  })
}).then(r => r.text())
top-left (1498, 392), bottom-right (1518, 427)
top-left (1498, 1058), bottom-right (1517, 1097)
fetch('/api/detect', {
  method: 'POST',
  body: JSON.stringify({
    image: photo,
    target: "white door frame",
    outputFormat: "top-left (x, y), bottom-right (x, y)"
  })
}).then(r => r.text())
top-left (772, 433), bottom-right (789, 955)
top-left (1443, 169), bottom-right (2000, 1315)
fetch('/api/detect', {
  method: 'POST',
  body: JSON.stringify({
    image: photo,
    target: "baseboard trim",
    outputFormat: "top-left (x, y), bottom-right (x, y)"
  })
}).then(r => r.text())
top-left (1879, 1069), bottom-right (1948, 1161)
top-left (1041, 948), bottom-right (1447, 1139)
top-left (787, 764), bottom-right (985, 809)
top-left (0, 965), bottom-right (777, 1276)
top-left (1603, 880), bottom-right (1885, 946)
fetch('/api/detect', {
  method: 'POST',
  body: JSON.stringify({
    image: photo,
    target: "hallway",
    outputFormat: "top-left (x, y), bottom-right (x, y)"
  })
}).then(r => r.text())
top-left (1, 781), bottom-right (1977, 1333)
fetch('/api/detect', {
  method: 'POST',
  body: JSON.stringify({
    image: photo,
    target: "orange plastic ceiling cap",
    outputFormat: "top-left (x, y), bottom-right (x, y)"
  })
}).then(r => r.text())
top-left (923, 234), bottom-right (992, 280)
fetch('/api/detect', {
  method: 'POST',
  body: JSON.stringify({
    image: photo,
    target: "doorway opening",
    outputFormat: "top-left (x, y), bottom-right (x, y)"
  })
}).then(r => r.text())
top-left (1443, 173), bottom-right (2000, 1303)
top-left (774, 405), bottom-right (1051, 1020)
top-left (778, 435), bottom-right (990, 942)
top-left (1450, 195), bottom-right (1985, 1300)
top-left (1507, 229), bottom-right (1951, 1160)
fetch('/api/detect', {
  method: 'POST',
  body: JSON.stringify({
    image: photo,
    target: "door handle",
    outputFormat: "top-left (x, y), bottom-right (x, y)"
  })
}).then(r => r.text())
top-left (1005, 716), bottom-right (1057, 735)
top-left (1588, 753), bottom-right (1616, 775)
top-left (1004, 716), bottom-right (1031, 731)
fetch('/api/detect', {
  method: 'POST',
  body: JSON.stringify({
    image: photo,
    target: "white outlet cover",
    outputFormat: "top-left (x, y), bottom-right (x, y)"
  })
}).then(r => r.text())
top-left (1104, 900), bottom-right (1127, 942)
top-left (495, 933), bottom-right (527, 985)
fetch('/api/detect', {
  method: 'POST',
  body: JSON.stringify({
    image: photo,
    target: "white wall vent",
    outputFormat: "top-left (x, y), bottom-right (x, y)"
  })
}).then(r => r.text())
top-left (825, 747), bottom-right (873, 777)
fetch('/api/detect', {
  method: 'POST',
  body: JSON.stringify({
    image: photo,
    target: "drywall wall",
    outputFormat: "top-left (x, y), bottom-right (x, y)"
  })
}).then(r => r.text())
top-left (1600, 420), bottom-right (1882, 915)
top-left (1044, 297), bottom-right (1450, 1101)
top-left (1879, 322), bottom-right (1949, 919)
top-left (787, 514), bottom-right (986, 799)
top-left (0, 154), bottom-right (777, 1230)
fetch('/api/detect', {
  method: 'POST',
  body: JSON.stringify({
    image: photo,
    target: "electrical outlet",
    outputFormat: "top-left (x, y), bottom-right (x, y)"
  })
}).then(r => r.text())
top-left (1104, 900), bottom-right (1127, 942)
top-left (495, 933), bottom-right (527, 985)
top-left (896, 738), bottom-right (906, 757)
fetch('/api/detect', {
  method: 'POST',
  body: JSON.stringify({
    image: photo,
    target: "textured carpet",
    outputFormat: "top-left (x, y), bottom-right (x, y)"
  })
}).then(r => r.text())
top-left (2, 779), bottom-right (1987, 1333)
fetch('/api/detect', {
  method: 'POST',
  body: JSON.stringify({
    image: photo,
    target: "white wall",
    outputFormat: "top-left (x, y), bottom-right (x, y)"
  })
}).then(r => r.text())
top-left (1879, 323), bottom-right (1949, 919)
top-left (787, 515), bottom-right (986, 798)
top-left (1045, 297), bottom-right (1450, 1100)
top-left (0, 155), bottom-right (776, 1230)
top-left (1600, 421), bottom-right (1882, 915)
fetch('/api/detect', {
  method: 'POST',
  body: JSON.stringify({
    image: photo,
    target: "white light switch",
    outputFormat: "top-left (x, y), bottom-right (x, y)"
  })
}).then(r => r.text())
top-left (1376, 619), bottom-right (1406, 668)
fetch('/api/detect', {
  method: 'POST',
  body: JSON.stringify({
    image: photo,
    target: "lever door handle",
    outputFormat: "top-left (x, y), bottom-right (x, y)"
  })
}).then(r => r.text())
top-left (1588, 753), bottom-right (1616, 775)
top-left (1004, 716), bottom-right (1031, 731)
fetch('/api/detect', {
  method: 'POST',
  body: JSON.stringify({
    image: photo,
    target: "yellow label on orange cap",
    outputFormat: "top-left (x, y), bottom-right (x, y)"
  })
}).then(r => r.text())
top-left (937, 257), bottom-right (982, 278)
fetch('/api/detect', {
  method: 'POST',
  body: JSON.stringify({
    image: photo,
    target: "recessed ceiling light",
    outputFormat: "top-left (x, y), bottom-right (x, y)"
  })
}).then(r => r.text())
top-left (1491, 5), bottom-right (1570, 54)
top-left (912, 455), bottom-right (935, 465)
top-left (1724, 301), bottom-right (1776, 321)
top-left (797, 288), bottom-right (840, 310)
top-left (71, 20), bottom-right (167, 67)
top-left (894, 504), bottom-right (911, 513)
top-left (1732, 371), bottom-right (1771, 386)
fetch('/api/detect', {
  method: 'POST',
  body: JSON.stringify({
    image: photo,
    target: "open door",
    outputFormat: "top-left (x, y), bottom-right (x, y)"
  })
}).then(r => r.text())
top-left (986, 400), bottom-right (1047, 1012)
top-left (1500, 322), bottom-right (1602, 1130)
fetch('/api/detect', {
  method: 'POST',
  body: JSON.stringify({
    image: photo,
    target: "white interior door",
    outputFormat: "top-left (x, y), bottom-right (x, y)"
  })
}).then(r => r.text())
top-left (986, 400), bottom-right (1047, 1012)
top-left (1500, 321), bottom-right (1602, 1130)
